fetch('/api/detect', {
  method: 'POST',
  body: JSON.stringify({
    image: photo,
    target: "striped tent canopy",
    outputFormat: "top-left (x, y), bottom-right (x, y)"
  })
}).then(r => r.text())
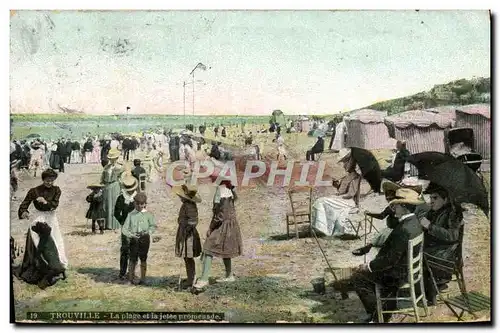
top-left (384, 110), bottom-right (453, 130)
top-left (383, 110), bottom-right (454, 162)
top-left (344, 109), bottom-right (388, 124)
top-left (456, 103), bottom-right (490, 119)
top-left (455, 104), bottom-right (491, 160)
top-left (425, 105), bottom-right (459, 126)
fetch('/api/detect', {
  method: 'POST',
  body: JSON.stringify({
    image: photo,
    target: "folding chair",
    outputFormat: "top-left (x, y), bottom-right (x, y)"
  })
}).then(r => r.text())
top-left (375, 233), bottom-right (429, 323)
top-left (138, 173), bottom-right (147, 192)
top-left (424, 226), bottom-right (490, 321)
top-left (286, 186), bottom-right (313, 239)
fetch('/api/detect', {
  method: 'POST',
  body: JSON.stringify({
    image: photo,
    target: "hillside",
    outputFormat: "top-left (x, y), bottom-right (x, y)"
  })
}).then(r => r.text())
top-left (364, 77), bottom-right (490, 115)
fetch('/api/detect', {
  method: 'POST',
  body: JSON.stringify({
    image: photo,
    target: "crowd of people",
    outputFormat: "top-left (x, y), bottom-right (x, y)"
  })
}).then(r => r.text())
top-left (10, 123), bottom-right (473, 322)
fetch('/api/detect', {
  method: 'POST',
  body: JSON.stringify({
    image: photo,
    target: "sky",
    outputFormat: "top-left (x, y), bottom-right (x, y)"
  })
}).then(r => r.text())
top-left (9, 10), bottom-right (490, 116)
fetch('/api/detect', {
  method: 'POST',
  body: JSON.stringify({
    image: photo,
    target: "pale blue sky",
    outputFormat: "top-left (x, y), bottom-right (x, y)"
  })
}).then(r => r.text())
top-left (10, 10), bottom-right (490, 115)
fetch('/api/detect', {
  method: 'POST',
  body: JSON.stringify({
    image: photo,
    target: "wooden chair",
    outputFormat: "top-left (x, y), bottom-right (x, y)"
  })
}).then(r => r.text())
top-left (138, 173), bottom-right (147, 192)
top-left (286, 186), bottom-right (313, 239)
top-left (424, 226), bottom-right (490, 321)
top-left (375, 233), bottom-right (429, 323)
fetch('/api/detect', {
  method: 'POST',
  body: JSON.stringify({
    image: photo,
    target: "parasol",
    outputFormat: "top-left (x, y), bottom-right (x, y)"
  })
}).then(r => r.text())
top-left (350, 147), bottom-right (382, 193)
top-left (418, 158), bottom-right (489, 216)
top-left (407, 152), bottom-right (455, 179)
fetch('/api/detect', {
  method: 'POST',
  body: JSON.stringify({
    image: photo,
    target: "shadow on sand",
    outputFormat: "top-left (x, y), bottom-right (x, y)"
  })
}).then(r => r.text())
top-left (76, 267), bottom-right (180, 289)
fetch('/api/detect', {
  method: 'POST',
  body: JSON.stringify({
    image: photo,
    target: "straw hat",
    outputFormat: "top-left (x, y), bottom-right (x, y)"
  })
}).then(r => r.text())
top-left (87, 183), bottom-right (104, 190)
top-left (337, 148), bottom-right (351, 164)
top-left (173, 184), bottom-right (202, 203)
top-left (121, 171), bottom-right (138, 191)
top-left (382, 180), bottom-right (402, 194)
top-left (383, 180), bottom-right (424, 194)
top-left (107, 148), bottom-right (121, 160)
top-left (388, 188), bottom-right (425, 206)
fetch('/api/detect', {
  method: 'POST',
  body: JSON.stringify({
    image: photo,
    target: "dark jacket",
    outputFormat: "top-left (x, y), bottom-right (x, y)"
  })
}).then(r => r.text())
top-left (369, 214), bottom-right (423, 287)
top-left (390, 149), bottom-right (410, 180)
top-left (18, 185), bottom-right (62, 219)
top-left (310, 137), bottom-right (325, 153)
top-left (132, 166), bottom-right (147, 182)
top-left (85, 191), bottom-right (106, 220)
top-left (71, 141), bottom-right (81, 151)
top-left (83, 141), bottom-right (93, 152)
top-left (209, 144), bottom-right (221, 160)
top-left (114, 194), bottom-right (136, 226)
top-left (423, 204), bottom-right (463, 262)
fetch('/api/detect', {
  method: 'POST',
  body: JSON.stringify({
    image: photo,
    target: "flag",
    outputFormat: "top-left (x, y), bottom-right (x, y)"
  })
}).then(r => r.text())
top-left (196, 63), bottom-right (207, 71)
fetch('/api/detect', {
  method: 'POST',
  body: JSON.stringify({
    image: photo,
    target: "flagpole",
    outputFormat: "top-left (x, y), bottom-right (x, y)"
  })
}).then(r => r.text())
top-left (183, 81), bottom-right (186, 127)
top-left (192, 71), bottom-right (195, 117)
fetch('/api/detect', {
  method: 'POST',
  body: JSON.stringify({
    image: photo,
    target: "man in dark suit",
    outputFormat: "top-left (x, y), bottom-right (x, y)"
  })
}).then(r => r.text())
top-left (56, 139), bottom-right (66, 172)
top-left (381, 140), bottom-right (410, 182)
top-left (350, 188), bottom-right (424, 323)
top-left (306, 136), bottom-right (325, 161)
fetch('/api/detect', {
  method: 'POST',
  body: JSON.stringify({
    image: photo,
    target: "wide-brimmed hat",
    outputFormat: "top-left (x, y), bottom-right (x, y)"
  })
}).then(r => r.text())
top-left (382, 180), bottom-right (423, 196)
top-left (107, 148), bottom-right (120, 160)
top-left (121, 172), bottom-right (138, 191)
top-left (173, 184), bottom-right (202, 203)
top-left (337, 148), bottom-right (351, 164)
top-left (87, 183), bottom-right (104, 190)
top-left (388, 188), bottom-right (425, 206)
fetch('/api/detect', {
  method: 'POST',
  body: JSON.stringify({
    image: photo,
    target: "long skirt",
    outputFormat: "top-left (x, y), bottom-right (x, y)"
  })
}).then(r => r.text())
top-left (14, 210), bottom-right (68, 287)
top-left (103, 181), bottom-right (121, 230)
top-left (44, 151), bottom-right (52, 168)
top-left (49, 153), bottom-right (60, 170)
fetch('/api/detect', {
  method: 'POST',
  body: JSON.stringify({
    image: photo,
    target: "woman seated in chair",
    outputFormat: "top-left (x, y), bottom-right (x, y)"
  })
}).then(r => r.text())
top-left (332, 148), bottom-right (362, 206)
top-left (381, 140), bottom-right (410, 182)
top-left (420, 183), bottom-right (464, 305)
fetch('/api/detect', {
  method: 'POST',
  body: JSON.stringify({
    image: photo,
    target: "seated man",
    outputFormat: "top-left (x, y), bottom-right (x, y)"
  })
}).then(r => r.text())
top-left (349, 188), bottom-right (424, 323)
top-left (209, 142), bottom-right (221, 160)
top-left (353, 181), bottom-right (429, 256)
top-left (131, 159), bottom-right (147, 189)
top-left (306, 136), bottom-right (325, 161)
top-left (420, 183), bottom-right (464, 305)
top-left (332, 149), bottom-right (362, 205)
top-left (381, 140), bottom-right (410, 182)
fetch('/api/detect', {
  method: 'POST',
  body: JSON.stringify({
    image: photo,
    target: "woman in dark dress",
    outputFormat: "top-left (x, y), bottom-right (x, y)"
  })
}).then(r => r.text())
top-left (174, 184), bottom-right (202, 289)
top-left (15, 169), bottom-right (68, 289)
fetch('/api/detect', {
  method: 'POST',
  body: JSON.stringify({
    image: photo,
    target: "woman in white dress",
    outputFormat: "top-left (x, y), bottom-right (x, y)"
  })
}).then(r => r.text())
top-left (15, 169), bottom-right (68, 289)
top-left (275, 134), bottom-right (287, 160)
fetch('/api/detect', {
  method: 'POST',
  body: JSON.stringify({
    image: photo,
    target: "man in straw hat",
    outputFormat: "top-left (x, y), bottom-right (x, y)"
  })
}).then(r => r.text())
top-left (100, 148), bottom-right (124, 231)
top-left (121, 192), bottom-right (156, 285)
top-left (173, 184), bottom-right (202, 290)
top-left (348, 188), bottom-right (424, 323)
top-left (352, 181), bottom-right (429, 256)
top-left (114, 171), bottom-right (139, 280)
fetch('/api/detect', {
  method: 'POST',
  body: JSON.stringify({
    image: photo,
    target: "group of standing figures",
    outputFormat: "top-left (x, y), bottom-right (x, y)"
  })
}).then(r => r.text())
top-left (12, 146), bottom-right (244, 292)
